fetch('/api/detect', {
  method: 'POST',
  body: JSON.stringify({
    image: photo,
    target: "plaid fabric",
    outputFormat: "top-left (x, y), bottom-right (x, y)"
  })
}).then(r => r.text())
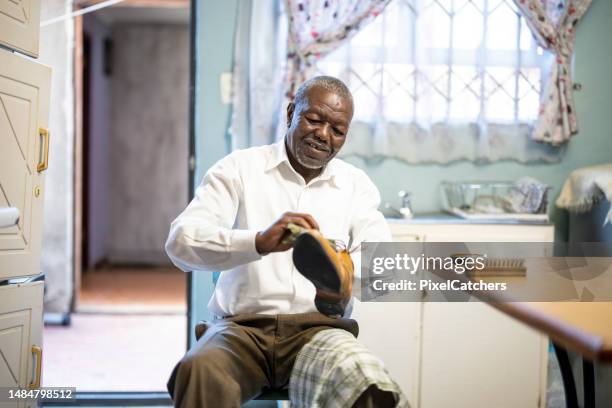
top-left (289, 329), bottom-right (410, 407)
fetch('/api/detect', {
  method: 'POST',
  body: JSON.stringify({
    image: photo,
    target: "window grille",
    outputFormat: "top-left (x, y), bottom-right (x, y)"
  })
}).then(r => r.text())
top-left (317, 0), bottom-right (543, 129)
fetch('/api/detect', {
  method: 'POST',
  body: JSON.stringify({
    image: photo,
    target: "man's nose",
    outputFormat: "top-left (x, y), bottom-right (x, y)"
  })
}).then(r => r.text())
top-left (314, 124), bottom-right (332, 143)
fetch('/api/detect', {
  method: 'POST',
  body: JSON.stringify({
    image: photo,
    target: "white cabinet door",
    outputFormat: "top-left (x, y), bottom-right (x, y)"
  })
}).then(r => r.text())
top-left (354, 221), bottom-right (426, 406)
top-left (417, 224), bottom-right (552, 408)
top-left (0, 281), bottom-right (44, 404)
top-left (0, 49), bottom-right (51, 280)
top-left (352, 300), bottom-right (422, 408)
top-left (385, 221), bottom-right (553, 407)
top-left (0, 0), bottom-right (41, 57)
top-left (419, 302), bottom-right (548, 408)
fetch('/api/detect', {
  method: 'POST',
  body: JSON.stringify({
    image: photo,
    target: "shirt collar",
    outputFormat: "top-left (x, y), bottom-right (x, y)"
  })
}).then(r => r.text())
top-left (265, 139), bottom-right (290, 172)
top-left (266, 139), bottom-right (344, 188)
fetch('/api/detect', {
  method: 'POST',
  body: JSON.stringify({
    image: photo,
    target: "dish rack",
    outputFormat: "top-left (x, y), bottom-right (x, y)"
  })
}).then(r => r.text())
top-left (440, 181), bottom-right (551, 222)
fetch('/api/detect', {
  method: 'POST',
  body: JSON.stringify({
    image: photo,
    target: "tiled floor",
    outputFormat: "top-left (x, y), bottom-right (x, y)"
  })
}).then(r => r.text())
top-left (43, 266), bottom-right (187, 392)
top-left (43, 313), bottom-right (187, 391)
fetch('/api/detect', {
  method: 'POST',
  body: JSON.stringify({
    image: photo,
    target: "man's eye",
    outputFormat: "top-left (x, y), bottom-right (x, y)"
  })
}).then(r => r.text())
top-left (333, 128), bottom-right (345, 136)
top-left (306, 117), bottom-right (321, 124)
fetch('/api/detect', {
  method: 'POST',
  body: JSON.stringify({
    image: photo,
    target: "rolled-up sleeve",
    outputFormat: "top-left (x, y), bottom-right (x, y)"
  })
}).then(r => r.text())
top-left (165, 154), bottom-right (262, 272)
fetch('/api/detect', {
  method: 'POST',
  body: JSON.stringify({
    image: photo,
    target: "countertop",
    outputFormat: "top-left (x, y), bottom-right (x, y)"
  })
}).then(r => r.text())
top-left (385, 212), bottom-right (553, 226)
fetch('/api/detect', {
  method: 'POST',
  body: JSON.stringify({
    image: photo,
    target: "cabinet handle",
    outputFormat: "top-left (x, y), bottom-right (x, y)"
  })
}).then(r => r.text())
top-left (37, 128), bottom-right (50, 172)
top-left (29, 345), bottom-right (42, 389)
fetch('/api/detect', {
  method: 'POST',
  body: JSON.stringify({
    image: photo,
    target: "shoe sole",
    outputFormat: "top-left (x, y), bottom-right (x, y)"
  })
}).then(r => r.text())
top-left (292, 233), bottom-right (342, 294)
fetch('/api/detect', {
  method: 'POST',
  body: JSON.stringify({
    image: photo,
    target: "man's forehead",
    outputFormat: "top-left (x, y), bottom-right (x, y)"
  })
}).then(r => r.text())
top-left (304, 84), bottom-right (350, 103)
top-left (301, 86), bottom-right (353, 117)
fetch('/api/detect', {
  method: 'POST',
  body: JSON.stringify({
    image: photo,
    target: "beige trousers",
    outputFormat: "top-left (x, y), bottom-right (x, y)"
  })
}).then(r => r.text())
top-left (166, 312), bottom-right (396, 407)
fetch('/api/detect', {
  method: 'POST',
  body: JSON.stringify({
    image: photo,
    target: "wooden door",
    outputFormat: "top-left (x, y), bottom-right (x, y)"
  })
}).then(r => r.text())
top-left (0, 48), bottom-right (51, 280)
top-left (0, 0), bottom-right (41, 57)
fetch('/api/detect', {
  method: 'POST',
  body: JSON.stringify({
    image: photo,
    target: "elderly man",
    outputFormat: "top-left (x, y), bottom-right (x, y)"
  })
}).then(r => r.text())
top-left (165, 76), bottom-right (406, 407)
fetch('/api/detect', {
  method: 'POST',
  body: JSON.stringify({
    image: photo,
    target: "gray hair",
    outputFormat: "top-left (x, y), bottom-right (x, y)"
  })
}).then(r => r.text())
top-left (294, 76), bottom-right (354, 111)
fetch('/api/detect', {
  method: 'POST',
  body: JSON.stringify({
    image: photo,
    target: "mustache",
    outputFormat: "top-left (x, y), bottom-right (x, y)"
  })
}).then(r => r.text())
top-left (303, 138), bottom-right (331, 152)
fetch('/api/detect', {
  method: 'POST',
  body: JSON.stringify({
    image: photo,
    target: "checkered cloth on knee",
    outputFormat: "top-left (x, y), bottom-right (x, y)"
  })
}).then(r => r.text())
top-left (289, 328), bottom-right (410, 407)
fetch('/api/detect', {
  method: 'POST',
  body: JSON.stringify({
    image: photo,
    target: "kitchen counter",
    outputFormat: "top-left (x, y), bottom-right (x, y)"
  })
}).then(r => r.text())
top-left (386, 212), bottom-right (553, 226)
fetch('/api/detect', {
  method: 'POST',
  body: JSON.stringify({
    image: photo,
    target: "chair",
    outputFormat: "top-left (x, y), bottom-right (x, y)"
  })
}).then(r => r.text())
top-left (194, 321), bottom-right (289, 401)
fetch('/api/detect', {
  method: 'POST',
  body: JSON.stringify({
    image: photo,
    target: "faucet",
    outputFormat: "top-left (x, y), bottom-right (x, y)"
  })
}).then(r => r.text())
top-left (384, 191), bottom-right (413, 219)
top-left (398, 190), bottom-right (413, 219)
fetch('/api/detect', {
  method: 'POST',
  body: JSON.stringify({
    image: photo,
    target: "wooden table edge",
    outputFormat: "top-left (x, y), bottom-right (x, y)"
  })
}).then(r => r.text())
top-left (484, 300), bottom-right (610, 362)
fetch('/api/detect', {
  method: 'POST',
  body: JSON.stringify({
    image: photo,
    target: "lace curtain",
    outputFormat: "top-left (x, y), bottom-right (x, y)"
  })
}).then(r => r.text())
top-left (314, 0), bottom-right (566, 163)
top-left (229, 0), bottom-right (588, 163)
top-left (228, 0), bottom-right (288, 150)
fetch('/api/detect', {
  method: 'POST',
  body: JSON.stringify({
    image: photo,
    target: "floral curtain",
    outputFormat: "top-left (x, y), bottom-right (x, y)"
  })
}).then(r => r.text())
top-left (284, 0), bottom-right (391, 100)
top-left (514, 0), bottom-right (592, 145)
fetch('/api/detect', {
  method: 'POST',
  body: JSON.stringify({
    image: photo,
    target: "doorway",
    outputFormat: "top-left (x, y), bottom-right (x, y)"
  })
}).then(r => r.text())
top-left (43, 0), bottom-right (191, 392)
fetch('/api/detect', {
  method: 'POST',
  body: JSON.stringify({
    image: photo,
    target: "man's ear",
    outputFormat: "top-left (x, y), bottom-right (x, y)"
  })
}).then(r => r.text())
top-left (286, 102), bottom-right (295, 128)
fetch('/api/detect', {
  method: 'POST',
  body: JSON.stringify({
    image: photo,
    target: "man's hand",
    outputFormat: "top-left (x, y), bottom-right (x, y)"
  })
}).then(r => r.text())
top-left (255, 212), bottom-right (319, 255)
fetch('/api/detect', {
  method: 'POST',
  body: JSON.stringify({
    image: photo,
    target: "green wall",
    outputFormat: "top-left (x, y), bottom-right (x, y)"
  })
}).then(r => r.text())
top-left (194, 0), bottom-right (237, 179)
top-left (190, 0), bottom-right (239, 347)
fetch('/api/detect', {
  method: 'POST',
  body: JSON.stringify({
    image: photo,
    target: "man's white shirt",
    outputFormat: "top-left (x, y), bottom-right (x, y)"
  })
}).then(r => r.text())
top-left (165, 140), bottom-right (391, 317)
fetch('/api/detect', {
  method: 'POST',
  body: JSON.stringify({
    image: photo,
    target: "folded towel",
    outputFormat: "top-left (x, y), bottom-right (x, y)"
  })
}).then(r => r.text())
top-left (502, 177), bottom-right (550, 214)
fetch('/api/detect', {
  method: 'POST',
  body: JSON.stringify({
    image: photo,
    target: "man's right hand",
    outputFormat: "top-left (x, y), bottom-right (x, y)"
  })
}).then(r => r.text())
top-left (255, 212), bottom-right (319, 255)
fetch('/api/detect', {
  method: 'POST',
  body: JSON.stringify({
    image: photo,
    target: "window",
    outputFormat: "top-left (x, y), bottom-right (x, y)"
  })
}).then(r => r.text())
top-left (316, 0), bottom-right (543, 139)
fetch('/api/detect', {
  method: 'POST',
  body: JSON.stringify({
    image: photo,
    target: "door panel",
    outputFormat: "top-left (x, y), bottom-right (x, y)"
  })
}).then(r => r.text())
top-left (0, 0), bottom-right (41, 57)
top-left (0, 282), bottom-right (44, 408)
top-left (0, 49), bottom-right (51, 280)
top-left (420, 302), bottom-right (546, 408)
top-left (0, 310), bottom-right (30, 387)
